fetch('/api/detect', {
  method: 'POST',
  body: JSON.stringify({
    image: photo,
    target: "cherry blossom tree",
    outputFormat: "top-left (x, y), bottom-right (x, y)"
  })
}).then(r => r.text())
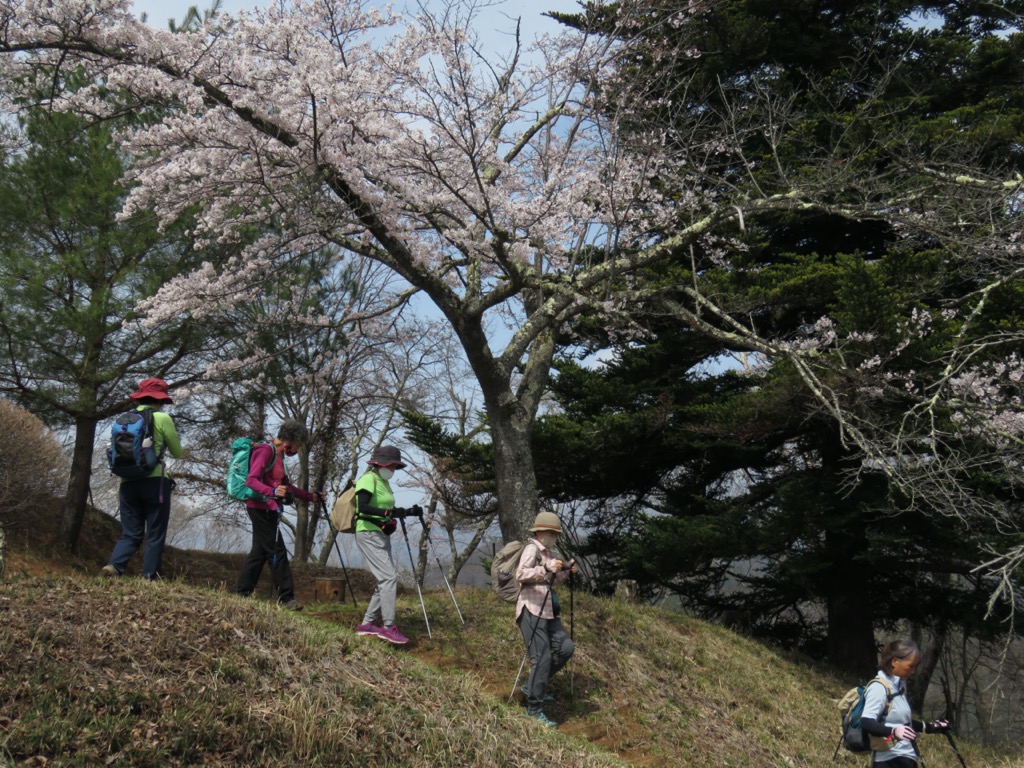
top-left (0, 0), bottom-right (714, 540)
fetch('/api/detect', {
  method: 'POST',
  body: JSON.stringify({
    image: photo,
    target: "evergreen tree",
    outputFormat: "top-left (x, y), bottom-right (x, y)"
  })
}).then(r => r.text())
top-left (0, 82), bottom-right (219, 551)
top-left (547, 0), bottom-right (1024, 674)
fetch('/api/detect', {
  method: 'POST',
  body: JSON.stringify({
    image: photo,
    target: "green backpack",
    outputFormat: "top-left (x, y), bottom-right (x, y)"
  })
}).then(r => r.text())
top-left (226, 437), bottom-right (274, 502)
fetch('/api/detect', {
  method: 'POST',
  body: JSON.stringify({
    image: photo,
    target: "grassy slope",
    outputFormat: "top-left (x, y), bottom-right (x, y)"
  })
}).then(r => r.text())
top-left (0, 524), bottom-right (1019, 767)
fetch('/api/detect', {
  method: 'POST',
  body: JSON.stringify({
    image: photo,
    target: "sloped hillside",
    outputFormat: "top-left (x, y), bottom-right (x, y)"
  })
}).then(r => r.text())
top-left (0, 515), bottom-right (1016, 767)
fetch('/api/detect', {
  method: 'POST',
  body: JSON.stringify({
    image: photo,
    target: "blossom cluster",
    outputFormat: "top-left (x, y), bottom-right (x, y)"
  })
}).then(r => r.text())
top-left (0, 0), bottom-right (685, 347)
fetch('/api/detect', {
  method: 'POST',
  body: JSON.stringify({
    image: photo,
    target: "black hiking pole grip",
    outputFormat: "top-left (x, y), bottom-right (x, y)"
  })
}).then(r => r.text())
top-left (319, 497), bottom-right (359, 610)
top-left (398, 515), bottom-right (432, 639)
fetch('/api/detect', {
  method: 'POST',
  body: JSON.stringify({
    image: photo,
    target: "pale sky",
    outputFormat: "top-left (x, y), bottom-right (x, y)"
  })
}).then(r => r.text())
top-left (131, 0), bottom-right (582, 44)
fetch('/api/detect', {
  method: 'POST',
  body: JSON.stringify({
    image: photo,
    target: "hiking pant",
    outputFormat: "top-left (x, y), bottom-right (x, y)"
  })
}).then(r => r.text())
top-left (235, 507), bottom-right (295, 602)
top-left (108, 476), bottom-right (173, 579)
top-left (872, 757), bottom-right (919, 767)
top-left (356, 528), bottom-right (397, 628)
top-left (518, 610), bottom-right (574, 710)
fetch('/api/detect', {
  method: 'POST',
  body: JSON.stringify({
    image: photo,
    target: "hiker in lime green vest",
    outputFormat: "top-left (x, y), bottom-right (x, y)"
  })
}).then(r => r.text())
top-left (102, 378), bottom-right (182, 580)
top-left (352, 445), bottom-right (419, 645)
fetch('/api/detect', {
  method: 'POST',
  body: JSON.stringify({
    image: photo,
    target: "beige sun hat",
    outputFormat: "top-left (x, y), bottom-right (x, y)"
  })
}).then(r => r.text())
top-left (528, 511), bottom-right (563, 534)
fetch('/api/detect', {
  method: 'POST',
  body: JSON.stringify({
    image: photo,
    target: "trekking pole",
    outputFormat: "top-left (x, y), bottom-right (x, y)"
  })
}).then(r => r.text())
top-left (569, 568), bottom-right (575, 701)
top-left (398, 515), bottom-right (432, 639)
top-left (509, 572), bottom-right (557, 702)
top-left (912, 738), bottom-right (927, 768)
top-left (419, 510), bottom-right (465, 624)
top-left (318, 497), bottom-right (359, 610)
top-left (944, 731), bottom-right (968, 768)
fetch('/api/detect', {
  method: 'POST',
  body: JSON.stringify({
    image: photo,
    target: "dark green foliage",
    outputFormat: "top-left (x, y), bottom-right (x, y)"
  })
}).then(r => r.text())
top-left (402, 409), bottom-right (496, 515)
top-left (539, 0), bottom-right (1024, 673)
top-left (0, 73), bottom-right (226, 550)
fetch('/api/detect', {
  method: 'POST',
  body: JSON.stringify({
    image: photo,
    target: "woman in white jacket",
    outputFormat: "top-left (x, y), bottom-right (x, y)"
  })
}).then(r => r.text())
top-left (860, 639), bottom-right (950, 766)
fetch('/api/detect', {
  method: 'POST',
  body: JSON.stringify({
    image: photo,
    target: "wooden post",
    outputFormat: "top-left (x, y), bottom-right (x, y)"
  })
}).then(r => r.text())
top-left (315, 577), bottom-right (345, 604)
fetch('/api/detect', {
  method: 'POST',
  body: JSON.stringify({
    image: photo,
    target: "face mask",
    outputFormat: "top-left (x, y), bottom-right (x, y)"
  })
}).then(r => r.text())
top-left (379, 467), bottom-right (395, 481)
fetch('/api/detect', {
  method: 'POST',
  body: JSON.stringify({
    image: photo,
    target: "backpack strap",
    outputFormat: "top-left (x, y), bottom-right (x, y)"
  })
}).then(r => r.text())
top-left (353, 471), bottom-right (381, 524)
top-left (250, 442), bottom-right (278, 490)
top-left (521, 541), bottom-right (545, 584)
top-left (137, 406), bottom-right (167, 481)
top-left (867, 676), bottom-right (900, 720)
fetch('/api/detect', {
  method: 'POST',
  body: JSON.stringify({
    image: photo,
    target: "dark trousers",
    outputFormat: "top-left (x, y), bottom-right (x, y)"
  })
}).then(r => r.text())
top-left (108, 476), bottom-right (172, 579)
top-left (518, 610), bottom-right (574, 710)
top-left (235, 507), bottom-right (295, 602)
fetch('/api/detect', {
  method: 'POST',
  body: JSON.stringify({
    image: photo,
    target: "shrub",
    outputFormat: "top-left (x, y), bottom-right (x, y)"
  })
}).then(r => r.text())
top-left (0, 397), bottom-right (68, 529)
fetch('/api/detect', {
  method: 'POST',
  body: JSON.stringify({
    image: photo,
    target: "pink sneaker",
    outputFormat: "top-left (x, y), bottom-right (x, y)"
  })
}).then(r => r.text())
top-left (355, 623), bottom-right (382, 637)
top-left (378, 625), bottom-right (409, 645)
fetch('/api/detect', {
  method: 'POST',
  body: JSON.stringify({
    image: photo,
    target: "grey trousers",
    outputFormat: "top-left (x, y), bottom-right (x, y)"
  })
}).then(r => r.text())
top-left (356, 528), bottom-right (398, 628)
top-left (518, 609), bottom-right (574, 710)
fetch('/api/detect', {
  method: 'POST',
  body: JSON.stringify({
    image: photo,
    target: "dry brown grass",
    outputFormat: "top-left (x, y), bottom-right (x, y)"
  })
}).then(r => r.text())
top-left (1, 513), bottom-right (1022, 767)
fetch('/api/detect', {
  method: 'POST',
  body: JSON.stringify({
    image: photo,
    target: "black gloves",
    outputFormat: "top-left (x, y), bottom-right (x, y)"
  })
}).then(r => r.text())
top-left (926, 720), bottom-right (951, 734)
top-left (390, 505), bottom-right (424, 519)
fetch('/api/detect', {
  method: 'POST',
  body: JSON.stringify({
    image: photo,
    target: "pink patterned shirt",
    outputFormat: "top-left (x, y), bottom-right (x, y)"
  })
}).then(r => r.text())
top-left (515, 538), bottom-right (569, 621)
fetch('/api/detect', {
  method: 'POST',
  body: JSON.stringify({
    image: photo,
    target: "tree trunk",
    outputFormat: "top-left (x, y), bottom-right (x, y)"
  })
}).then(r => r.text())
top-left (450, 311), bottom-right (554, 544)
top-left (909, 623), bottom-right (946, 710)
top-left (58, 416), bottom-right (99, 554)
top-left (826, 589), bottom-right (877, 675)
top-left (487, 402), bottom-right (541, 542)
top-left (822, 438), bottom-right (880, 675)
top-left (446, 510), bottom-right (496, 584)
top-left (416, 518), bottom-right (429, 586)
top-left (824, 522), bottom-right (876, 675)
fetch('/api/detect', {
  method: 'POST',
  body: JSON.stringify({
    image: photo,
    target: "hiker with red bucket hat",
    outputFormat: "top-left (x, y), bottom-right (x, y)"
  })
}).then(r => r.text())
top-left (352, 444), bottom-right (419, 645)
top-left (101, 378), bottom-right (183, 580)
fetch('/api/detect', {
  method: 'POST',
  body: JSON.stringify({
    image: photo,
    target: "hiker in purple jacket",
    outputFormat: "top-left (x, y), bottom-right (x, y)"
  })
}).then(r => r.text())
top-left (234, 419), bottom-right (322, 610)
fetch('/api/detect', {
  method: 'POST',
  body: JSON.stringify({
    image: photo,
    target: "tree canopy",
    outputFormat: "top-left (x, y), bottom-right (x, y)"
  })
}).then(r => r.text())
top-left (0, 0), bottom-right (737, 541)
top-left (541, 0), bottom-right (1024, 676)
top-left (0, 82), bottom-right (221, 550)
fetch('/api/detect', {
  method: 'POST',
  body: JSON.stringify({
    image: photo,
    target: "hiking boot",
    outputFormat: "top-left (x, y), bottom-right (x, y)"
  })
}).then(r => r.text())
top-left (355, 623), bottom-right (383, 637)
top-left (521, 684), bottom-right (556, 704)
top-left (279, 598), bottom-right (303, 611)
top-left (100, 565), bottom-right (120, 577)
top-left (377, 625), bottom-right (410, 645)
top-left (526, 708), bottom-right (558, 728)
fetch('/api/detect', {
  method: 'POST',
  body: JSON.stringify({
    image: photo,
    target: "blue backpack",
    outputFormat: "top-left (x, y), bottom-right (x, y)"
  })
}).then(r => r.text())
top-left (107, 408), bottom-right (160, 479)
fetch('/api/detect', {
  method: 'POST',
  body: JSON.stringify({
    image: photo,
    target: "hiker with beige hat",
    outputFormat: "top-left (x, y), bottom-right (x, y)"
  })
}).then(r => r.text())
top-left (515, 511), bottom-right (577, 727)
